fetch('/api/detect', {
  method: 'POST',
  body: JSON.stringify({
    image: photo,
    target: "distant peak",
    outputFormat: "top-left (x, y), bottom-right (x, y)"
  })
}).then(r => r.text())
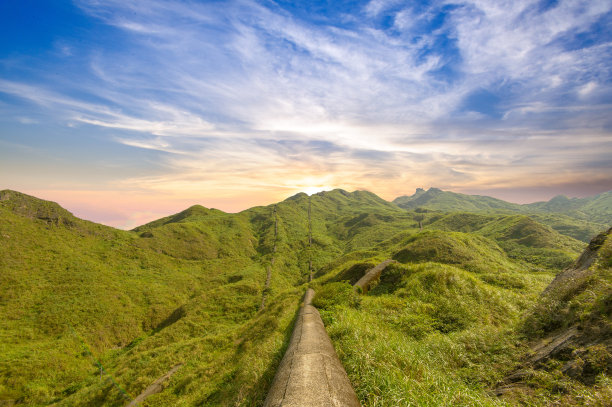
top-left (549, 195), bottom-right (570, 201)
top-left (0, 189), bottom-right (75, 226)
top-left (185, 204), bottom-right (208, 211)
top-left (285, 192), bottom-right (308, 201)
top-left (336, 188), bottom-right (351, 197)
top-left (427, 187), bottom-right (442, 193)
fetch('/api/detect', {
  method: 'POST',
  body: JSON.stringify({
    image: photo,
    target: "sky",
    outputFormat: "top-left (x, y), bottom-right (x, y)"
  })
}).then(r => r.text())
top-left (1, 0), bottom-right (611, 229)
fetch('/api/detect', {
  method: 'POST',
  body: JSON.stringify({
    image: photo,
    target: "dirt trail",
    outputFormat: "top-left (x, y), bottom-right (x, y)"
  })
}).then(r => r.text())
top-left (126, 364), bottom-right (182, 406)
top-left (263, 289), bottom-right (361, 407)
top-left (261, 206), bottom-right (278, 310)
top-left (308, 197), bottom-right (313, 282)
top-left (354, 259), bottom-right (396, 294)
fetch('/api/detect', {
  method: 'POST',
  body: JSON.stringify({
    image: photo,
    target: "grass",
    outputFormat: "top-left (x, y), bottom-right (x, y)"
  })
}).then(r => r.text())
top-left (314, 261), bottom-right (544, 406)
top-left (0, 192), bottom-right (307, 406)
top-left (321, 297), bottom-right (524, 406)
top-left (307, 207), bottom-right (596, 406)
top-left (1, 188), bottom-right (606, 406)
top-left (523, 228), bottom-right (612, 337)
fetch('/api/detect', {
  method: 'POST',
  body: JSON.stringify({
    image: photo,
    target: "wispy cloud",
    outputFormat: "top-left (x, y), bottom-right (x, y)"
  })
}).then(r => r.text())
top-left (1, 0), bottom-right (611, 226)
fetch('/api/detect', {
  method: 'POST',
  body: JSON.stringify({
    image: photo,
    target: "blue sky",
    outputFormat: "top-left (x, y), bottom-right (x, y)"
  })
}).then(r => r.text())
top-left (1, 0), bottom-right (611, 227)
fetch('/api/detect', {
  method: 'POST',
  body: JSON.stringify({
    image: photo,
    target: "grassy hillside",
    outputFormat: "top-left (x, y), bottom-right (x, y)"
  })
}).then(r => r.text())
top-left (393, 188), bottom-right (611, 242)
top-left (0, 191), bottom-right (303, 406)
top-left (1, 188), bottom-right (605, 406)
top-left (307, 204), bottom-right (598, 406)
top-left (132, 205), bottom-right (257, 260)
top-left (526, 191), bottom-right (612, 224)
top-left (0, 188), bottom-right (410, 406)
top-left (312, 256), bottom-right (549, 405)
top-left (496, 228), bottom-right (612, 405)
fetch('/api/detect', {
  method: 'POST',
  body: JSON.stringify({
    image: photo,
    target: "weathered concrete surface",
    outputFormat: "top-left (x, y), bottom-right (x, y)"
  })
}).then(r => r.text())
top-left (354, 259), bottom-right (396, 294)
top-left (263, 289), bottom-right (360, 407)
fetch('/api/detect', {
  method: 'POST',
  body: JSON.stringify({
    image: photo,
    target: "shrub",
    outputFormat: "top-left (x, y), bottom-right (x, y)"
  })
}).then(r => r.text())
top-left (313, 282), bottom-right (361, 310)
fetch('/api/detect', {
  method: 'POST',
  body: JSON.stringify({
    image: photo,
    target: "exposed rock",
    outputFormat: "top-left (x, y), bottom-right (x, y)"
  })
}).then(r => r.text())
top-left (354, 259), bottom-right (397, 294)
top-left (495, 228), bottom-right (612, 396)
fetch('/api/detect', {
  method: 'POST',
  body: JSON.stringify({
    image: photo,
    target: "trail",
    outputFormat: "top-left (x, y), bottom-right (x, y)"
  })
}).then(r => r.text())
top-left (260, 205), bottom-right (278, 310)
top-left (308, 196), bottom-right (313, 282)
top-left (263, 289), bottom-right (361, 407)
top-left (126, 364), bottom-right (182, 406)
top-left (354, 259), bottom-right (396, 294)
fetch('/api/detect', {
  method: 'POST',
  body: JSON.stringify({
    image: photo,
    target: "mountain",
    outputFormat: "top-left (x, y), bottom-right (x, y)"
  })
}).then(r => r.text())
top-left (0, 190), bottom-right (298, 406)
top-left (393, 187), bottom-right (611, 242)
top-left (526, 190), bottom-right (612, 224)
top-left (1, 188), bottom-right (608, 406)
top-left (393, 187), bottom-right (523, 212)
top-left (132, 205), bottom-right (257, 260)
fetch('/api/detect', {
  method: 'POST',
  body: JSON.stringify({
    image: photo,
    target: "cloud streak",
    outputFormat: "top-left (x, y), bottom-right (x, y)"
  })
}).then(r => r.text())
top-left (1, 0), bottom-right (611, 227)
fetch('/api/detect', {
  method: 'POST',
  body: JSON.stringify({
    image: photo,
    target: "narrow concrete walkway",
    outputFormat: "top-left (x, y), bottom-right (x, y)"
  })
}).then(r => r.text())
top-left (263, 289), bottom-right (361, 407)
top-left (354, 259), bottom-right (396, 294)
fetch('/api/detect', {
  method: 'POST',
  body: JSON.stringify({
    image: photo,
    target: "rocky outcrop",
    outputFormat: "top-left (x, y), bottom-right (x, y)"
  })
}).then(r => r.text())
top-left (496, 228), bottom-right (612, 396)
top-left (354, 259), bottom-right (396, 294)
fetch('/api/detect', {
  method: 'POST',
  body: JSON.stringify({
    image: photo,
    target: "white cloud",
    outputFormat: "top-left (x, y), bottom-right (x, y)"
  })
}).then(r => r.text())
top-left (578, 81), bottom-right (598, 98)
top-left (2, 0), bottom-right (610, 211)
top-left (364, 0), bottom-right (403, 17)
top-left (16, 117), bottom-right (38, 124)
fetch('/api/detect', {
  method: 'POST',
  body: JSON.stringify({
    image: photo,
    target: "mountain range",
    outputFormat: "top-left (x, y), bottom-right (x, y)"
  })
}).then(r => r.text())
top-left (0, 187), bottom-right (610, 406)
top-left (395, 187), bottom-right (611, 221)
top-left (394, 187), bottom-right (611, 242)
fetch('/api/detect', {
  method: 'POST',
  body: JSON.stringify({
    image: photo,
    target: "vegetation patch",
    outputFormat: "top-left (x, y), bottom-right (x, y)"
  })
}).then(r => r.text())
top-left (0, 188), bottom-right (608, 406)
top-left (313, 282), bottom-right (361, 310)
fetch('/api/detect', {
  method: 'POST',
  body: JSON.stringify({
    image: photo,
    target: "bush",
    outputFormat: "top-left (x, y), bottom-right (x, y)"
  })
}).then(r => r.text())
top-left (313, 282), bottom-right (361, 310)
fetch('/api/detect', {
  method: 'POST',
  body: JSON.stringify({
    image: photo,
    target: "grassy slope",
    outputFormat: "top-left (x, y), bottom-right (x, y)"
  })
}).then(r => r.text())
top-left (504, 229), bottom-right (612, 406)
top-left (0, 191), bottom-right (302, 406)
top-left (1, 188), bottom-right (604, 406)
top-left (0, 189), bottom-right (410, 406)
top-left (311, 207), bottom-right (594, 406)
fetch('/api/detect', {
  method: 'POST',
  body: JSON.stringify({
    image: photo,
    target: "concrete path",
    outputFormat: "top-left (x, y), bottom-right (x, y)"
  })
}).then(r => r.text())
top-left (263, 289), bottom-right (360, 407)
top-left (354, 259), bottom-right (396, 294)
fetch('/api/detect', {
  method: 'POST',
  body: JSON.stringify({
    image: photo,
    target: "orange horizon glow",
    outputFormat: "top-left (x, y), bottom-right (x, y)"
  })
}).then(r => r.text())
top-left (9, 174), bottom-right (610, 230)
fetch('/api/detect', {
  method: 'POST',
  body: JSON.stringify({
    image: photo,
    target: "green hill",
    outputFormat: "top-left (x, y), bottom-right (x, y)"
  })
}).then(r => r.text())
top-left (133, 205), bottom-right (257, 260)
top-left (526, 190), bottom-right (612, 224)
top-left (0, 188), bottom-right (408, 406)
top-left (393, 187), bottom-right (523, 212)
top-left (393, 187), bottom-right (611, 242)
top-left (1, 188), bottom-right (608, 406)
top-left (0, 191), bottom-right (300, 406)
